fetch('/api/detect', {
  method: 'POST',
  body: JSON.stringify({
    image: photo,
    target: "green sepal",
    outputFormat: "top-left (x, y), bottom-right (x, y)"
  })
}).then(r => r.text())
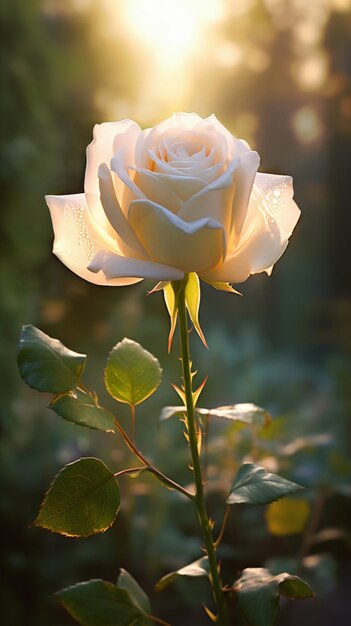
top-left (163, 280), bottom-right (182, 352)
top-left (185, 273), bottom-right (208, 347)
top-left (34, 457), bottom-right (120, 537)
top-left (201, 277), bottom-right (242, 294)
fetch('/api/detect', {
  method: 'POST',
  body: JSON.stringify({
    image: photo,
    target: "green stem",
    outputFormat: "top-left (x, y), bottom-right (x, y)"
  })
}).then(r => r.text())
top-left (177, 276), bottom-right (226, 625)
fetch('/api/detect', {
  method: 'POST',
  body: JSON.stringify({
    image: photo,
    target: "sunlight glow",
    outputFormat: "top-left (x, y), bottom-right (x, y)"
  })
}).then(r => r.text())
top-left (120, 0), bottom-right (223, 68)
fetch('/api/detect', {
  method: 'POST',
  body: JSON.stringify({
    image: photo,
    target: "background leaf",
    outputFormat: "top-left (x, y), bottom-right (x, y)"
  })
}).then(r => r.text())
top-left (155, 556), bottom-right (209, 591)
top-left (159, 404), bottom-right (270, 427)
top-left (117, 569), bottom-right (151, 615)
top-left (203, 403), bottom-right (270, 426)
top-left (105, 338), bottom-right (162, 406)
top-left (49, 388), bottom-right (115, 433)
top-left (227, 462), bottom-right (303, 505)
top-left (235, 568), bottom-right (314, 626)
top-left (34, 458), bottom-right (120, 537)
top-left (56, 578), bottom-right (150, 626)
top-left (278, 573), bottom-right (314, 598)
top-left (265, 498), bottom-right (310, 535)
top-left (18, 325), bottom-right (86, 393)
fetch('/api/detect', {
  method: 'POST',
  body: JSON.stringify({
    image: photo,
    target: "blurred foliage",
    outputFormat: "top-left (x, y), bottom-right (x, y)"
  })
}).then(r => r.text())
top-left (1, 0), bottom-right (351, 624)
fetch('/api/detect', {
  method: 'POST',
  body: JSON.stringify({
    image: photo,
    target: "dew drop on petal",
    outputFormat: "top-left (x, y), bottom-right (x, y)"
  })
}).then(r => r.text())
top-left (65, 203), bottom-right (95, 261)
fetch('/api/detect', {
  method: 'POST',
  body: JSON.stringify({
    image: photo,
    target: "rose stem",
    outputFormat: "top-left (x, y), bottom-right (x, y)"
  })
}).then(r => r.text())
top-left (177, 276), bottom-right (226, 625)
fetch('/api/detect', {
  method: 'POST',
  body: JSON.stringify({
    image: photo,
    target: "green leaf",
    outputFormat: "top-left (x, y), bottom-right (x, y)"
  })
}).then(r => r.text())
top-left (34, 458), bottom-right (120, 537)
top-left (227, 462), bottom-right (303, 505)
top-left (56, 578), bottom-right (150, 626)
top-left (155, 556), bottom-right (209, 591)
top-left (105, 338), bottom-right (162, 406)
top-left (234, 568), bottom-right (314, 626)
top-left (49, 388), bottom-right (115, 433)
top-left (278, 574), bottom-right (314, 598)
top-left (185, 272), bottom-right (207, 347)
top-left (117, 569), bottom-right (151, 614)
top-left (18, 325), bottom-right (86, 393)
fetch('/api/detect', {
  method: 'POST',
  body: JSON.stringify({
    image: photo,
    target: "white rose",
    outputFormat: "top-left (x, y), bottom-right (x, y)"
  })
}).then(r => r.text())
top-left (46, 112), bottom-right (300, 287)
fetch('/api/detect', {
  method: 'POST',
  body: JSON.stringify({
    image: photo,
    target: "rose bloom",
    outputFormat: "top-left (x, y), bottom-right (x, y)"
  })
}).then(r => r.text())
top-left (46, 113), bottom-right (300, 287)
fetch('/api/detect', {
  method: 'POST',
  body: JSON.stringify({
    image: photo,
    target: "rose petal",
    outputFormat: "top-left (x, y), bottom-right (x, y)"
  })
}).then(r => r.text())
top-left (46, 193), bottom-right (140, 286)
top-left (132, 169), bottom-right (182, 213)
top-left (145, 173), bottom-right (207, 202)
top-left (110, 150), bottom-right (144, 213)
top-left (85, 120), bottom-right (140, 195)
top-left (178, 157), bottom-right (240, 227)
top-left (88, 250), bottom-right (184, 281)
top-left (161, 128), bottom-right (227, 168)
top-left (202, 174), bottom-right (300, 283)
top-left (128, 199), bottom-right (226, 273)
top-left (135, 113), bottom-right (225, 171)
top-left (201, 218), bottom-right (288, 284)
top-left (85, 121), bottom-right (141, 229)
top-left (98, 164), bottom-right (147, 257)
top-left (149, 150), bottom-right (225, 184)
top-left (228, 149), bottom-right (260, 240)
top-left (206, 114), bottom-right (251, 159)
top-left (149, 112), bottom-right (205, 136)
top-left (251, 173), bottom-right (301, 238)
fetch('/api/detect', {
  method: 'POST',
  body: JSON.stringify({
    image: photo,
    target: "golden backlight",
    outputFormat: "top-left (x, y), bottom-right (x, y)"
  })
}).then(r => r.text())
top-left (120, 0), bottom-right (223, 68)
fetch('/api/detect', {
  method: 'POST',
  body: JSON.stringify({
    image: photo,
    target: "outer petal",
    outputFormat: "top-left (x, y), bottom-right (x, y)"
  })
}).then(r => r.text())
top-left (88, 250), bottom-right (184, 281)
top-left (45, 193), bottom-right (140, 286)
top-left (85, 120), bottom-right (141, 197)
top-left (84, 121), bottom-right (141, 238)
top-left (202, 173), bottom-right (300, 283)
top-left (110, 151), bottom-right (145, 212)
top-left (98, 164), bottom-right (147, 257)
top-left (251, 173), bottom-right (301, 238)
top-left (128, 199), bottom-right (226, 273)
top-left (229, 149), bottom-right (260, 240)
top-left (202, 220), bottom-right (288, 283)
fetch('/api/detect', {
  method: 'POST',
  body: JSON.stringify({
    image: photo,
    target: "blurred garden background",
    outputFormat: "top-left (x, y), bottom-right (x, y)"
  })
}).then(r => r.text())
top-left (1, 0), bottom-right (351, 624)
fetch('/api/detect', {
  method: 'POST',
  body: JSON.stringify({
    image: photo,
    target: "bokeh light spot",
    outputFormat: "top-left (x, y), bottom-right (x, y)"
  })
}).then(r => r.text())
top-left (292, 107), bottom-right (323, 144)
top-left (292, 51), bottom-right (329, 92)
